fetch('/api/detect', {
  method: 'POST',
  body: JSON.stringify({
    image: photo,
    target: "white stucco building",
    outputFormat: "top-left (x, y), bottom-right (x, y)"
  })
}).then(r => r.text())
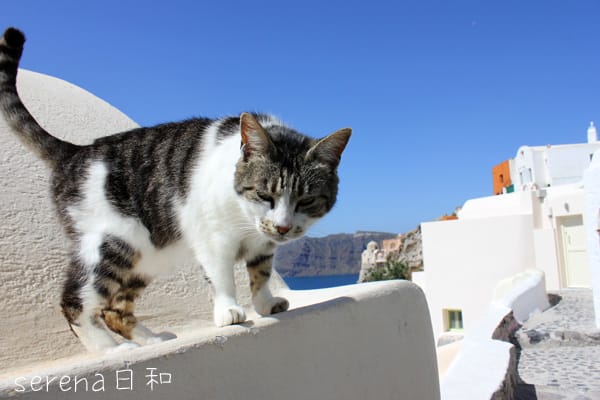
top-left (513, 122), bottom-right (600, 191)
top-left (415, 125), bottom-right (600, 342)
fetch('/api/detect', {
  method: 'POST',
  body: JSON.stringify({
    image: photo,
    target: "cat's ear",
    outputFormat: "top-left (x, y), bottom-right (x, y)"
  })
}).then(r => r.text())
top-left (306, 128), bottom-right (352, 168)
top-left (240, 113), bottom-right (272, 161)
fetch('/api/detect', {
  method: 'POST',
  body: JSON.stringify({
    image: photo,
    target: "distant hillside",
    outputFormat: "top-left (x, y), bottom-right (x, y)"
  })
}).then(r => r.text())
top-left (274, 231), bottom-right (397, 277)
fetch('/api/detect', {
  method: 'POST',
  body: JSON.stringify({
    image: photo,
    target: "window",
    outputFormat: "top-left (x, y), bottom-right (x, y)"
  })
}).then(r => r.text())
top-left (444, 309), bottom-right (463, 332)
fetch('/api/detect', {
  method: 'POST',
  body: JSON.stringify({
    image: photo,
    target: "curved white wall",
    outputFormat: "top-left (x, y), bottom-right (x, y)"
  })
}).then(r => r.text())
top-left (0, 281), bottom-right (441, 400)
top-left (441, 270), bottom-right (549, 400)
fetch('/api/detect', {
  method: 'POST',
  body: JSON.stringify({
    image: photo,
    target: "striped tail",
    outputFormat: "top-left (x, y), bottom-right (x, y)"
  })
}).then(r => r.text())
top-left (0, 27), bottom-right (77, 166)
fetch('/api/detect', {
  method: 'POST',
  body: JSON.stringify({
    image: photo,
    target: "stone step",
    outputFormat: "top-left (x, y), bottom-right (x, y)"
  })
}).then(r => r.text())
top-left (517, 328), bottom-right (600, 349)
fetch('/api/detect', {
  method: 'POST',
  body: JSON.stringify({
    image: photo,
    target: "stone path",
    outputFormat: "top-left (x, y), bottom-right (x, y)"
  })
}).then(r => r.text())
top-left (515, 289), bottom-right (600, 400)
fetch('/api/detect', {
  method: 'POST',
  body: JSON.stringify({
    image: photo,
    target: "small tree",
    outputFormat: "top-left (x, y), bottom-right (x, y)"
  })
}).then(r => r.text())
top-left (363, 255), bottom-right (410, 282)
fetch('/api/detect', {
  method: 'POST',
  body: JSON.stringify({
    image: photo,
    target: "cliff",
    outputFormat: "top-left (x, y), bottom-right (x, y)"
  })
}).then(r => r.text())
top-left (358, 225), bottom-right (423, 282)
top-left (397, 225), bottom-right (423, 271)
top-left (274, 232), bottom-right (397, 277)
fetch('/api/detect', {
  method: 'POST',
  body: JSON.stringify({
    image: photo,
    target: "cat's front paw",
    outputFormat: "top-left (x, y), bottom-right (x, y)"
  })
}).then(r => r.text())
top-left (254, 296), bottom-right (289, 316)
top-left (214, 305), bottom-right (246, 327)
top-left (270, 297), bottom-right (289, 314)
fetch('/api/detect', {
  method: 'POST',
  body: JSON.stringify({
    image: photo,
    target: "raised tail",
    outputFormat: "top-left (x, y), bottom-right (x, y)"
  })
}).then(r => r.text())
top-left (0, 27), bottom-right (78, 166)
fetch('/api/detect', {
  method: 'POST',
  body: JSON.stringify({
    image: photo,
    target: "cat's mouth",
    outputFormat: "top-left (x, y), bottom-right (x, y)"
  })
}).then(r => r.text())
top-left (258, 226), bottom-right (301, 244)
top-left (263, 231), bottom-right (293, 243)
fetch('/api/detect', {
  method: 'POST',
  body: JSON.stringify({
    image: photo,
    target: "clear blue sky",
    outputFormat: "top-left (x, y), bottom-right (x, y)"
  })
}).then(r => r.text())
top-left (3, 1), bottom-right (600, 236)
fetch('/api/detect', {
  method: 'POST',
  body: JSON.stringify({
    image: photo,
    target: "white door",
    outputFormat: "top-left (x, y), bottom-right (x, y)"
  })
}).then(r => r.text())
top-left (560, 215), bottom-right (592, 288)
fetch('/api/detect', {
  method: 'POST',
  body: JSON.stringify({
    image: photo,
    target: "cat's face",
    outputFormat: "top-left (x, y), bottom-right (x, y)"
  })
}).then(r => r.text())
top-left (234, 113), bottom-right (351, 244)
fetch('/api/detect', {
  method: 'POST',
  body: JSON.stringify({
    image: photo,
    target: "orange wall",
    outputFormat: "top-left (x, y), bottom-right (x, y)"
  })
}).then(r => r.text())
top-left (382, 237), bottom-right (402, 253)
top-left (492, 160), bottom-right (512, 195)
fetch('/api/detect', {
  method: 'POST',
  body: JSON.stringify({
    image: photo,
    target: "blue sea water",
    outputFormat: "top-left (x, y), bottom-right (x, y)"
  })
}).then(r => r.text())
top-left (283, 274), bottom-right (360, 290)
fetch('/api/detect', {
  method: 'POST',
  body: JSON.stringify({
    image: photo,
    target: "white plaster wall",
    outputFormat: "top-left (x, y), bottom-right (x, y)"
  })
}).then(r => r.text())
top-left (440, 303), bottom-right (514, 400)
top-left (458, 190), bottom-right (534, 220)
top-left (451, 185), bottom-right (584, 294)
top-left (0, 70), bottom-right (286, 372)
top-left (514, 145), bottom-right (537, 189)
top-left (411, 270), bottom-right (426, 292)
top-left (583, 149), bottom-right (600, 328)
top-left (543, 184), bottom-right (585, 220)
top-left (421, 215), bottom-right (536, 341)
top-left (441, 269), bottom-right (549, 400)
top-left (492, 269), bottom-right (550, 323)
top-left (0, 281), bottom-right (440, 400)
top-left (533, 228), bottom-right (561, 290)
top-left (547, 144), bottom-right (600, 187)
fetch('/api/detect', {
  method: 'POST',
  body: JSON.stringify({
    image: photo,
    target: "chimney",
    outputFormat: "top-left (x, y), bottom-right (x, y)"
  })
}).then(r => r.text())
top-left (588, 121), bottom-right (598, 143)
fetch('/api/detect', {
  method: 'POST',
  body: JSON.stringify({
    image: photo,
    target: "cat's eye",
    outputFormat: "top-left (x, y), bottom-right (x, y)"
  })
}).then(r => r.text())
top-left (295, 197), bottom-right (317, 212)
top-left (257, 192), bottom-right (275, 209)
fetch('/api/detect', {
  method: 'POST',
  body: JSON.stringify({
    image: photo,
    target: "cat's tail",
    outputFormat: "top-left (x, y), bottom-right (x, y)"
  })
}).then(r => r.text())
top-left (0, 27), bottom-right (78, 166)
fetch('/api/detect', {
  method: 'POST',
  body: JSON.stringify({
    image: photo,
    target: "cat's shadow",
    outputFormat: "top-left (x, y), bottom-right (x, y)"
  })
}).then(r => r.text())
top-left (242, 295), bottom-right (357, 328)
top-left (155, 331), bottom-right (178, 341)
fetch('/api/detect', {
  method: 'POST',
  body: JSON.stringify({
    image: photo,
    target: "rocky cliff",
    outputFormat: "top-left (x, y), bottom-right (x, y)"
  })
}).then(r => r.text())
top-left (273, 232), bottom-right (397, 277)
top-left (357, 225), bottom-right (423, 282)
top-left (397, 225), bottom-right (423, 271)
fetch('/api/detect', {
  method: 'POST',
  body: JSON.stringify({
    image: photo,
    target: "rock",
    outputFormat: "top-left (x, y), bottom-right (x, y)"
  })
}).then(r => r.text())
top-left (397, 225), bottom-right (423, 271)
top-left (358, 241), bottom-right (379, 282)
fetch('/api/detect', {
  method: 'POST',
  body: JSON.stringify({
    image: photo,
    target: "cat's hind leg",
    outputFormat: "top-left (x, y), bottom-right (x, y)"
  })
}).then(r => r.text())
top-left (93, 237), bottom-right (165, 345)
top-left (61, 238), bottom-right (158, 352)
top-left (61, 258), bottom-right (122, 352)
top-left (246, 254), bottom-right (289, 316)
top-left (101, 277), bottom-right (165, 345)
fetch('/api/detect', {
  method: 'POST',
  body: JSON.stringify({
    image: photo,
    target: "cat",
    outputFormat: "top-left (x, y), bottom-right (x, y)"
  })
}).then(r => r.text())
top-left (0, 27), bottom-right (351, 353)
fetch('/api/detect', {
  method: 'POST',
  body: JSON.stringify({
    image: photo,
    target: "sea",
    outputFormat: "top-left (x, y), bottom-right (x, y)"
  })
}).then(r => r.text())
top-left (282, 273), bottom-right (360, 290)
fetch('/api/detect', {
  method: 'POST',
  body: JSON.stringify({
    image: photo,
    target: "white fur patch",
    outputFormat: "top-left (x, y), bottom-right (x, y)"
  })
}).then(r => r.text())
top-left (68, 161), bottom-right (191, 275)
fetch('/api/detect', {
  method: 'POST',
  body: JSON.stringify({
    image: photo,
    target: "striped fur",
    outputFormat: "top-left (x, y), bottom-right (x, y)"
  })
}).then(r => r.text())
top-left (0, 27), bottom-right (351, 353)
top-left (0, 28), bottom-right (77, 165)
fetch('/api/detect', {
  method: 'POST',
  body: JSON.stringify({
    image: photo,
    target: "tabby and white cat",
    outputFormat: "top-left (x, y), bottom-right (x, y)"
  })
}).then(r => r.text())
top-left (0, 28), bottom-right (351, 352)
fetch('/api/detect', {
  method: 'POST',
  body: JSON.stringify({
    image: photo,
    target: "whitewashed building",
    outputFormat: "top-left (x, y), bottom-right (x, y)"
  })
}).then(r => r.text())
top-left (415, 124), bottom-right (600, 342)
top-left (514, 122), bottom-right (600, 191)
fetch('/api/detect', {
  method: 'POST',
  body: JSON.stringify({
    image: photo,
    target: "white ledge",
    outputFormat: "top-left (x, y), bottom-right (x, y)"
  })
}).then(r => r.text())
top-left (0, 281), bottom-right (439, 400)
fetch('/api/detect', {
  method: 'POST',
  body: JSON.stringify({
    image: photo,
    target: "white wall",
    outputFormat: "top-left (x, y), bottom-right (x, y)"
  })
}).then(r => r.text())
top-left (547, 144), bottom-right (600, 186)
top-left (0, 70), bottom-right (286, 373)
top-left (583, 149), bottom-right (600, 328)
top-left (542, 184), bottom-right (585, 222)
top-left (0, 281), bottom-right (440, 400)
top-left (441, 270), bottom-right (549, 400)
top-left (514, 146), bottom-right (538, 188)
top-left (513, 143), bottom-right (600, 191)
top-left (422, 214), bottom-right (536, 341)
top-left (492, 269), bottom-right (550, 323)
top-left (533, 228), bottom-right (561, 290)
top-left (458, 190), bottom-right (534, 220)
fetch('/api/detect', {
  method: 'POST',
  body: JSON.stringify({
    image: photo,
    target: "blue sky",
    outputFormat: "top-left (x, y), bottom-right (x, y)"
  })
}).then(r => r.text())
top-left (3, 1), bottom-right (600, 236)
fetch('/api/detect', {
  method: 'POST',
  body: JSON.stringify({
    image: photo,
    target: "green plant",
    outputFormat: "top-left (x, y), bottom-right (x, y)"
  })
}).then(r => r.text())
top-left (364, 255), bottom-right (410, 282)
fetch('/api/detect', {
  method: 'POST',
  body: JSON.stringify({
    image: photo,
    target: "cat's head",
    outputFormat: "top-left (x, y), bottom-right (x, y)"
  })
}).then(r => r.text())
top-left (234, 113), bottom-right (351, 244)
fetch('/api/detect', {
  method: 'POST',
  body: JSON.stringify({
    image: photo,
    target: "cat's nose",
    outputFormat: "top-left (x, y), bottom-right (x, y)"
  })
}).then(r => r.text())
top-left (276, 225), bottom-right (292, 235)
